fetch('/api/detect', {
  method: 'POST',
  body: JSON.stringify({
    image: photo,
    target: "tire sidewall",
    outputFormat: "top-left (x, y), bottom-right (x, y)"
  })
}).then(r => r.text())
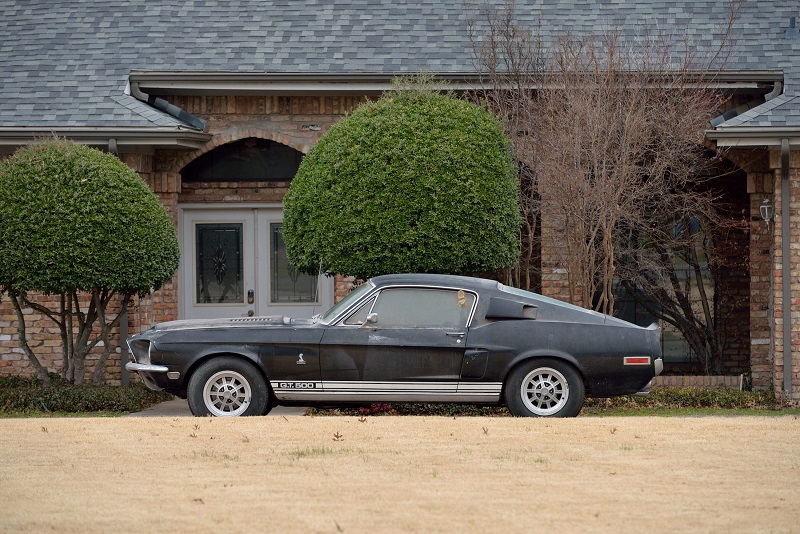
top-left (188, 357), bottom-right (269, 417)
top-left (505, 358), bottom-right (585, 417)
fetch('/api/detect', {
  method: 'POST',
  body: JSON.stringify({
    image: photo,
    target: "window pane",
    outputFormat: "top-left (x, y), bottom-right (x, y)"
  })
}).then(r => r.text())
top-left (271, 223), bottom-right (319, 303)
top-left (196, 223), bottom-right (244, 304)
top-left (343, 297), bottom-right (376, 325)
top-left (181, 138), bottom-right (303, 182)
top-left (371, 289), bottom-right (475, 328)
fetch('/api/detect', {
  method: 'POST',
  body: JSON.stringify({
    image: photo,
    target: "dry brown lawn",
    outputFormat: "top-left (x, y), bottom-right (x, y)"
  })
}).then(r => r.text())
top-left (1, 415), bottom-right (798, 533)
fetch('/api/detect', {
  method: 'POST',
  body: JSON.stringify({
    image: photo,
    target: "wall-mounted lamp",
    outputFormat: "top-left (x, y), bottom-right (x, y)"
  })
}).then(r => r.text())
top-left (760, 198), bottom-right (774, 230)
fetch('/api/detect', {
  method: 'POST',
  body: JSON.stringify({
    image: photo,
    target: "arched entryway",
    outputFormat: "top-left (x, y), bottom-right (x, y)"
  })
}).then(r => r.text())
top-left (177, 137), bottom-right (334, 319)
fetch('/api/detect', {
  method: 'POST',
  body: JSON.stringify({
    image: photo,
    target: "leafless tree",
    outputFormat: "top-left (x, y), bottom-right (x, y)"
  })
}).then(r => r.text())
top-left (469, 1), bottom-right (747, 373)
top-left (467, 2), bottom-right (544, 291)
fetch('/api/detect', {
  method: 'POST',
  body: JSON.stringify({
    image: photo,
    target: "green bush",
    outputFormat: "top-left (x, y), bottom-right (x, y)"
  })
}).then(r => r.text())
top-left (284, 88), bottom-right (520, 279)
top-left (0, 139), bottom-right (180, 385)
top-left (0, 376), bottom-right (172, 414)
top-left (0, 139), bottom-right (179, 296)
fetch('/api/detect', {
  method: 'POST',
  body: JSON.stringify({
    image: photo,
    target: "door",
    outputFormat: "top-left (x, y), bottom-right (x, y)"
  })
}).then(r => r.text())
top-left (180, 207), bottom-right (333, 320)
top-left (318, 287), bottom-right (476, 401)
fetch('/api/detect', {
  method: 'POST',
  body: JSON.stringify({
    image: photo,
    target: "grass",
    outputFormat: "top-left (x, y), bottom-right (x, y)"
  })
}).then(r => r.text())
top-left (289, 446), bottom-right (354, 460)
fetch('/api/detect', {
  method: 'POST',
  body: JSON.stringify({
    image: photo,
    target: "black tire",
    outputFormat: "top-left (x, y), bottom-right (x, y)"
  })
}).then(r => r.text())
top-left (187, 357), bottom-right (270, 417)
top-left (504, 358), bottom-right (585, 417)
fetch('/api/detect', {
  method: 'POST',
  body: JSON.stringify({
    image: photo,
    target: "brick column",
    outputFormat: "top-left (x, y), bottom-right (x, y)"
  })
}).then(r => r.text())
top-left (747, 170), bottom-right (774, 389)
top-left (539, 192), bottom-right (577, 304)
top-left (769, 148), bottom-right (800, 403)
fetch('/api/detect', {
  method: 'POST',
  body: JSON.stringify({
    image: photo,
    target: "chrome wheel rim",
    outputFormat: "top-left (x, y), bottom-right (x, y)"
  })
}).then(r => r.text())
top-left (203, 370), bottom-right (252, 416)
top-left (520, 367), bottom-right (569, 416)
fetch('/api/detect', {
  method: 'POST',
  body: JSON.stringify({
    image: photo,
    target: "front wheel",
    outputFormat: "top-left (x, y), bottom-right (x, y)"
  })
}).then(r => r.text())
top-left (504, 359), bottom-right (585, 417)
top-left (188, 357), bottom-right (270, 417)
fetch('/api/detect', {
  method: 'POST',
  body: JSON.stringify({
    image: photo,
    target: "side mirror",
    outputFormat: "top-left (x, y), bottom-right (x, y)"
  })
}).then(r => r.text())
top-left (364, 312), bottom-right (378, 325)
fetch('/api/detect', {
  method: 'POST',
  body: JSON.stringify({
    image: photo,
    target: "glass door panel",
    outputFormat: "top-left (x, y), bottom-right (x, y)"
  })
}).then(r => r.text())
top-left (195, 223), bottom-right (244, 304)
top-left (270, 223), bottom-right (319, 304)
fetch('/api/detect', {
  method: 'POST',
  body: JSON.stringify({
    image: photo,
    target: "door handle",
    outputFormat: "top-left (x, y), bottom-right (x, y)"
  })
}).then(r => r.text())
top-left (445, 332), bottom-right (465, 337)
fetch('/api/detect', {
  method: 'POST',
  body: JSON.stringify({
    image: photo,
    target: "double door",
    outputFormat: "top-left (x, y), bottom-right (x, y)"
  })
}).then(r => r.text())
top-left (180, 207), bottom-right (333, 320)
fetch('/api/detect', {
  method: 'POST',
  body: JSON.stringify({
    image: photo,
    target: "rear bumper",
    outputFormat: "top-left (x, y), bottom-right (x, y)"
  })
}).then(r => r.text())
top-left (632, 357), bottom-right (663, 397)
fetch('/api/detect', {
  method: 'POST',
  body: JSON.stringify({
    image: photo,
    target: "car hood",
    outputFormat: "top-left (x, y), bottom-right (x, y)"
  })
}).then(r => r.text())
top-left (145, 315), bottom-right (316, 334)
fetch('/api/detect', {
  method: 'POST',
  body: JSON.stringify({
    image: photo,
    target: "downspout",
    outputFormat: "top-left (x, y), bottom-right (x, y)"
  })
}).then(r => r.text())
top-left (129, 81), bottom-right (208, 132)
top-left (781, 138), bottom-right (792, 396)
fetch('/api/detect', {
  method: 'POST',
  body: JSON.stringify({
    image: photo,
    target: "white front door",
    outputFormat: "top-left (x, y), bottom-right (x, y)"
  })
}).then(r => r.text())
top-left (180, 207), bottom-right (333, 320)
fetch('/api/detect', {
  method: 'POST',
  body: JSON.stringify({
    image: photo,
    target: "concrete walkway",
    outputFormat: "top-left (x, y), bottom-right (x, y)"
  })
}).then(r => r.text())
top-left (125, 398), bottom-right (306, 417)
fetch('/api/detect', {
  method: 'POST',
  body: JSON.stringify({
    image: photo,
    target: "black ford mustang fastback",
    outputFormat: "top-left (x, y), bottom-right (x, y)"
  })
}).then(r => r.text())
top-left (127, 273), bottom-right (663, 417)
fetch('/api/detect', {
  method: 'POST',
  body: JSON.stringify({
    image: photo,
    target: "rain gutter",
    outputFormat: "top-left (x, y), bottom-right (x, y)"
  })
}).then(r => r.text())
top-left (0, 127), bottom-right (211, 150)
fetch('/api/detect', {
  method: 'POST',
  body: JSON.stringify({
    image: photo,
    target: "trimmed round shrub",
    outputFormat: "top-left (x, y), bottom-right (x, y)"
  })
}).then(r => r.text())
top-left (0, 139), bottom-right (179, 296)
top-left (283, 90), bottom-right (520, 279)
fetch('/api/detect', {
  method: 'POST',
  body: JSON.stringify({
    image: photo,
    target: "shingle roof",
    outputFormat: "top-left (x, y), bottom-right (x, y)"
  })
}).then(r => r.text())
top-left (718, 93), bottom-right (800, 128)
top-left (1, 1), bottom-right (799, 131)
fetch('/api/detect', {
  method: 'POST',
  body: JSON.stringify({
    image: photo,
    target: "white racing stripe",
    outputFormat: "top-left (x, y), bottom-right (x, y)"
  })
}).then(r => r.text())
top-left (270, 380), bottom-right (502, 402)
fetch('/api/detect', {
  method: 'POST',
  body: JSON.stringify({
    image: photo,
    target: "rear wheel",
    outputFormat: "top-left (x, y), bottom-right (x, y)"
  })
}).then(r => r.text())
top-left (504, 359), bottom-right (584, 417)
top-left (188, 357), bottom-right (270, 417)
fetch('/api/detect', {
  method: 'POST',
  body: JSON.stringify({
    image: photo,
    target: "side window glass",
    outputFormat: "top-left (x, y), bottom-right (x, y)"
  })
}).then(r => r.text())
top-left (371, 288), bottom-right (475, 328)
top-left (343, 297), bottom-right (376, 326)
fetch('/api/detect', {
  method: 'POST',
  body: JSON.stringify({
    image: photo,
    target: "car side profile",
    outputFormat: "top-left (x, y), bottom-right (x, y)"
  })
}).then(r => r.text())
top-left (127, 274), bottom-right (663, 417)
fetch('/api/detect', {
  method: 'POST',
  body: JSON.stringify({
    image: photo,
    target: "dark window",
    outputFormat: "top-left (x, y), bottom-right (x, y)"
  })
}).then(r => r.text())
top-left (181, 138), bottom-right (303, 182)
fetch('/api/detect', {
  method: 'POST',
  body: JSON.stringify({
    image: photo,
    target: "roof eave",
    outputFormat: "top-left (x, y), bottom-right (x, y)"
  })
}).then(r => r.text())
top-left (130, 70), bottom-right (784, 96)
top-left (0, 127), bottom-right (212, 151)
top-left (706, 127), bottom-right (800, 147)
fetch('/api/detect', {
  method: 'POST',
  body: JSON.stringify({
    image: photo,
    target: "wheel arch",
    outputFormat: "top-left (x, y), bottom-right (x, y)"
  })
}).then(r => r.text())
top-left (184, 349), bottom-right (272, 395)
top-left (500, 351), bottom-right (586, 397)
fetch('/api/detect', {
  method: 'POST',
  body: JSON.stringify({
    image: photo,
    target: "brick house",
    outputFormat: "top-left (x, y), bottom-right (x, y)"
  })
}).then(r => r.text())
top-left (0, 1), bottom-right (798, 401)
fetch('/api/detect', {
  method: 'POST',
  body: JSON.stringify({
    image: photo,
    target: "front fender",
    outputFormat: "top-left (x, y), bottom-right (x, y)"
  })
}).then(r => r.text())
top-left (155, 342), bottom-right (266, 390)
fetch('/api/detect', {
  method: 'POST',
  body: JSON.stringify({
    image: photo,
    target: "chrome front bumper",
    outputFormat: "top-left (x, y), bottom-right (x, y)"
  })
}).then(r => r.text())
top-left (126, 362), bottom-right (169, 373)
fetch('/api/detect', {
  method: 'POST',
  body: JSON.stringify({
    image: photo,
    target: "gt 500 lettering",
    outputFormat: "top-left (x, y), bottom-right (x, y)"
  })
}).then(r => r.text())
top-left (278, 382), bottom-right (317, 389)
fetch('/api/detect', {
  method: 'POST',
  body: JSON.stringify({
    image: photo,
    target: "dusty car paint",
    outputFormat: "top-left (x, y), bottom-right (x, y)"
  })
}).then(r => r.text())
top-left (127, 274), bottom-right (662, 417)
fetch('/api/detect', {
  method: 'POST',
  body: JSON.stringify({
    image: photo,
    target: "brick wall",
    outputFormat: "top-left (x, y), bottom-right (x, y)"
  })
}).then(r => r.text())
top-left (652, 375), bottom-right (743, 389)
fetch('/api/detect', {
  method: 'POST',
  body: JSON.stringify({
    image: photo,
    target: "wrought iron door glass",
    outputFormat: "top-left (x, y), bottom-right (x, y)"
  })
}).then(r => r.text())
top-left (196, 223), bottom-right (244, 304)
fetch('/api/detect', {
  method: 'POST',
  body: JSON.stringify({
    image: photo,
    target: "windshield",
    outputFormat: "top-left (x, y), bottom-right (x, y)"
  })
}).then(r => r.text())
top-left (318, 281), bottom-right (375, 324)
